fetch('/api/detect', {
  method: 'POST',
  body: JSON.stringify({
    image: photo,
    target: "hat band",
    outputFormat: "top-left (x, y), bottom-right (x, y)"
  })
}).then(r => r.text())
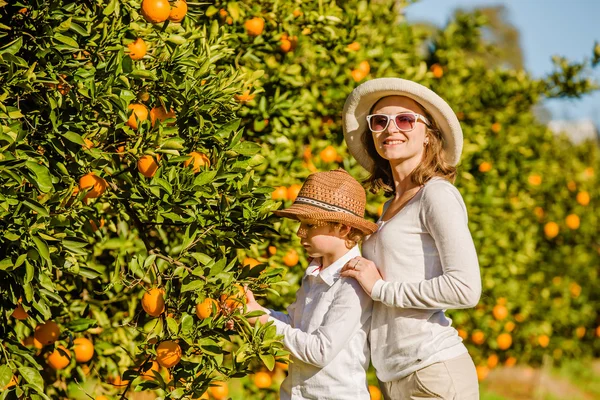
top-left (295, 196), bottom-right (361, 217)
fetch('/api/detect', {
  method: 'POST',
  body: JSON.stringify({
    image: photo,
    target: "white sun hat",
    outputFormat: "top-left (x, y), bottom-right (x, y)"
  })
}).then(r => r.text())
top-left (342, 77), bottom-right (463, 172)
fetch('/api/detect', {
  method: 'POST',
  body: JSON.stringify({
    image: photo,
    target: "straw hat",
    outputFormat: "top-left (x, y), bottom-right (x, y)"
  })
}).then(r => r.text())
top-left (274, 169), bottom-right (378, 235)
top-left (343, 77), bottom-right (463, 172)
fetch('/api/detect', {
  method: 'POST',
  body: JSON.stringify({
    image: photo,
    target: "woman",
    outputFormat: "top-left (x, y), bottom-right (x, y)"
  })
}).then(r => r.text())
top-left (340, 78), bottom-right (481, 400)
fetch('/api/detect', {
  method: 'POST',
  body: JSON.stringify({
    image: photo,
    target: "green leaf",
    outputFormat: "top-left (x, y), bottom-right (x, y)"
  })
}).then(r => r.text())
top-left (62, 131), bottom-right (86, 146)
top-left (62, 236), bottom-right (89, 250)
top-left (131, 69), bottom-right (158, 80)
top-left (259, 353), bottom-right (275, 371)
top-left (166, 316), bottom-right (179, 335)
top-left (0, 37), bottom-right (22, 55)
top-left (103, 0), bottom-right (117, 15)
top-left (231, 141), bottom-right (261, 156)
top-left (0, 365), bottom-right (12, 389)
top-left (181, 278), bottom-right (204, 293)
top-left (20, 367), bottom-right (45, 393)
top-left (22, 199), bottom-right (49, 217)
top-left (31, 236), bottom-right (51, 266)
top-left (54, 33), bottom-right (79, 48)
top-left (193, 170), bottom-right (217, 186)
top-left (25, 161), bottom-right (54, 193)
top-left (66, 318), bottom-right (97, 332)
top-left (180, 314), bottom-right (194, 336)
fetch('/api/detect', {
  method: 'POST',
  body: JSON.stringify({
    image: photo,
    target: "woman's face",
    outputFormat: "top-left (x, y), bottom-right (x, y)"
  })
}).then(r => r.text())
top-left (369, 96), bottom-right (429, 167)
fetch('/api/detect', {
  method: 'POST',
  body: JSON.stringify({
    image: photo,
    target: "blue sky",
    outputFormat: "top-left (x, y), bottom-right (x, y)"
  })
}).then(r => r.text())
top-left (405, 0), bottom-right (600, 127)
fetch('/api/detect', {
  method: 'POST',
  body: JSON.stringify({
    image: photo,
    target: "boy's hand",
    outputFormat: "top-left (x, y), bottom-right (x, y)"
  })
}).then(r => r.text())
top-left (244, 286), bottom-right (270, 325)
top-left (340, 256), bottom-right (382, 296)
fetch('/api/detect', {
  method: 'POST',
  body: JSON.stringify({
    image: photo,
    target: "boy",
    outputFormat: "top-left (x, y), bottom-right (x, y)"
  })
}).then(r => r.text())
top-left (246, 169), bottom-right (378, 400)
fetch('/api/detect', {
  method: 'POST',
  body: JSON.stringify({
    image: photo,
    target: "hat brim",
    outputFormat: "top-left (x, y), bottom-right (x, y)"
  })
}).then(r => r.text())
top-left (343, 78), bottom-right (463, 172)
top-left (274, 204), bottom-right (378, 235)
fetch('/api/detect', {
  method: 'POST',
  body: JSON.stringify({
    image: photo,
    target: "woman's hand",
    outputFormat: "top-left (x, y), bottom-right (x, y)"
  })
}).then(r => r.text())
top-left (245, 287), bottom-right (269, 325)
top-left (340, 256), bottom-right (383, 296)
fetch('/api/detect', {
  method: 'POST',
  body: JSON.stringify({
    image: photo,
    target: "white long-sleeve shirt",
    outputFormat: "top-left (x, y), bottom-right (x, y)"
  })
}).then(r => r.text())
top-left (363, 177), bottom-right (481, 382)
top-left (267, 246), bottom-right (373, 400)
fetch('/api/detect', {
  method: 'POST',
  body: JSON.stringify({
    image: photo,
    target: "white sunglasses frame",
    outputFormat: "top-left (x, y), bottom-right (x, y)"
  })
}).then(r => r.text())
top-left (366, 112), bottom-right (431, 133)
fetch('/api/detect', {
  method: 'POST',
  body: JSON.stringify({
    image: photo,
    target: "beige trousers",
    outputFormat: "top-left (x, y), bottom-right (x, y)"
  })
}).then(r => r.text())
top-left (380, 353), bottom-right (479, 400)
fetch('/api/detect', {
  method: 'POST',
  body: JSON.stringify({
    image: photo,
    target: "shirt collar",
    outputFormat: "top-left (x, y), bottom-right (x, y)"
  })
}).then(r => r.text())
top-left (305, 246), bottom-right (361, 286)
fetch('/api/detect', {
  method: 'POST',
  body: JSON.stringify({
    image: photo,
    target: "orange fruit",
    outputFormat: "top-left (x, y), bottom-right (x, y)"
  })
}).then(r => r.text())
top-left (275, 360), bottom-right (288, 371)
top-left (150, 106), bottom-right (176, 126)
top-left (209, 381), bottom-right (229, 399)
top-left (319, 146), bottom-right (338, 163)
top-left (253, 371), bottom-right (272, 389)
top-left (491, 122), bottom-right (502, 133)
top-left (369, 384), bottom-right (382, 400)
top-left (128, 38), bottom-right (147, 60)
top-left (235, 90), bottom-right (255, 103)
top-left (280, 39), bottom-right (292, 53)
top-left (220, 284), bottom-right (246, 310)
top-left (137, 154), bottom-right (160, 178)
top-left (47, 345), bottom-right (71, 370)
top-left (142, 288), bottom-right (166, 317)
top-left (282, 249), bottom-right (299, 267)
top-left (505, 356), bottom-right (517, 367)
top-left (89, 218), bottom-right (105, 232)
top-left (584, 167), bottom-right (594, 177)
top-left (544, 222), bottom-right (559, 239)
top-left (565, 214), bottom-right (580, 230)
top-left (358, 60), bottom-right (370, 74)
top-left (476, 365), bottom-right (489, 381)
top-left (243, 257), bottom-right (260, 269)
top-left (83, 138), bottom-right (94, 149)
top-left (528, 174), bottom-right (542, 186)
top-left (569, 282), bottom-right (581, 298)
top-left (73, 337), bottom-right (94, 363)
top-left (497, 333), bottom-right (512, 350)
top-left (12, 304), bottom-right (28, 320)
top-left (347, 42), bottom-right (361, 51)
top-left (109, 374), bottom-right (129, 387)
top-left (533, 206), bottom-right (544, 219)
top-left (271, 186), bottom-right (288, 200)
top-left (567, 180), bottom-right (577, 191)
top-left (351, 69), bottom-right (366, 82)
top-left (218, 9), bottom-right (228, 19)
top-left (576, 191), bottom-right (590, 206)
top-left (244, 17), bottom-right (264, 36)
top-left (156, 340), bottom-right (182, 368)
top-left (140, 360), bottom-right (160, 380)
top-left (292, 8), bottom-right (302, 17)
top-left (184, 151), bottom-right (210, 173)
top-left (169, 0), bottom-right (187, 22)
top-left (377, 203), bottom-right (384, 217)
top-left (457, 329), bottom-right (468, 340)
top-left (287, 184), bottom-right (302, 201)
top-left (268, 246), bottom-right (277, 256)
top-left (430, 63), bottom-right (443, 78)
top-left (196, 298), bottom-right (220, 319)
top-left (504, 321), bottom-right (516, 332)
top-left (538, 334), bottom-right (550, 348)
top-left (23, 336), bottom-right (43, 351)
top-left (34, 320), bottom-right (60, 346)
top-left (96, 396), bottom-right (109, 400)
top-left (79, 173), bottom-right (108, 200)
top-left (492, 304), bottom-right (508, 320)
top-left (575, 326), bottom-right (586, 339)
top-left (487, 354), bottom-right (499, 369)
top-left (478, 161), bottom-right (492, 172)
top-left (126, 103), bottom-right (149, 129)
top-left (471, 330), bottom-right (485, 345)
top-left (141, 0), bottom-right (171, 23)
top-left (596, 326), bottom-right (600, 337)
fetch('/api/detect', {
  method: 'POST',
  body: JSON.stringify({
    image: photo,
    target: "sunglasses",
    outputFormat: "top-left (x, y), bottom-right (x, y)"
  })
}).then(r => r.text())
top-left (366, 112), bottom-right (430, 133)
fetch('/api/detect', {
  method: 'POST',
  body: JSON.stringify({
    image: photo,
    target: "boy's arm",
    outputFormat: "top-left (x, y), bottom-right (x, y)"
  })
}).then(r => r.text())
top-left (245, 289), bottom-right (294, 325)
top-left (270, 279), bottom-right (372, 368)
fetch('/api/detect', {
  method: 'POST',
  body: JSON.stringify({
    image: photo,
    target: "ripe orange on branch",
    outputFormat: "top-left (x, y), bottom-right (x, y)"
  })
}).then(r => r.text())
top-left (47, 345), bottom-right (71, 370)
top-left (319, 146), bottom-right (338, 163)
top-left (141, 0), bottom-right (171, 23)
top-left (150, 106), bottom-right (176, 126)
top-left (138, 154), bottom-right (160, 178)
top-left (156, 340), bottom-right (182, 368)
top-left (126, 103), bottom-right (149, 129)
top-left (282, 249), bottom-right (299, 267)
top-left (576, 191), bottom-right (590, 206)
top-left (271, 186), bottom-right (288, 200)
top-left (287, 184), bottom-right (302, 201)
top-left (34, 320), bottom-right (60, 346)
top-left (73, 337), bottom-right (95, 363)
top-left (220, 284), bottom-right (246, 310)
top-left (79, 173), bottom-right (108, 200)
top-left (209, 381), bottom-right (229, 400)
top-left (492, 304), bottom-right (508, 320)
top-left (245, 17), bottom-right (264, 36)
top-left (196, 298), bottom-right (220, 319)
top-left (497, 333), bottom-right (512, 350)
top-left (142, 288), bottom-right (166, 317)
top-left (544, 222), bottom-right (559, 239)
top-left (128, 38), bottom-right (147, 60)
top-left (11, 304), bottom-right (28, 320)
top-left (168, 0), bottom-right (187, 22)
top-left (253, 371), bottom-right (272, 389)
top-left (184, 151), bottom-right (210, 173)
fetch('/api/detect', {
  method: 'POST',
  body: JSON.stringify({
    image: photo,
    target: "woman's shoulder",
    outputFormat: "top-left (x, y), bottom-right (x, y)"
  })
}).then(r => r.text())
top-left (420, 177), bottom-right (466, 209)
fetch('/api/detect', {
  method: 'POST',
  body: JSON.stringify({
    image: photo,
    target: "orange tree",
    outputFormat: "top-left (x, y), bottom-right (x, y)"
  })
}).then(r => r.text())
top-left (0, 0), bottom-right (286, 398)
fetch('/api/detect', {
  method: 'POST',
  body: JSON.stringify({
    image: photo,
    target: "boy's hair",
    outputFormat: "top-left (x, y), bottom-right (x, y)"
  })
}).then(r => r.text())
top-left (304, 219), bottom-right (365, 249)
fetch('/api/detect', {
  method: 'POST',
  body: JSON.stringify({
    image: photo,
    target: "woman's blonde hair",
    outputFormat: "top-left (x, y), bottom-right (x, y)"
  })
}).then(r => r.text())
top-left (362, 97), bottom-right (457, 195)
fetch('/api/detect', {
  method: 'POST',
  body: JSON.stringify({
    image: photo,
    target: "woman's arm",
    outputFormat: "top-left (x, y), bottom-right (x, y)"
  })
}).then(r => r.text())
top-left (342, 182), bottom-right (481, 309)
top-left (265, 280), bottom-right (372, 368)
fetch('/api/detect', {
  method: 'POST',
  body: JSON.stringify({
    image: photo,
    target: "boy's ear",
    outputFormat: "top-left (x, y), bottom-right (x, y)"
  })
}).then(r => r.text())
top-left (337, 224), bottom-right (351, 237)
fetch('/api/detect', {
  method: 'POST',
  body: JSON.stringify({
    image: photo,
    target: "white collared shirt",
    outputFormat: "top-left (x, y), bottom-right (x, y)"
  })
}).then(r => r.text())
top-left (267, 246), bottom-right (373, 400)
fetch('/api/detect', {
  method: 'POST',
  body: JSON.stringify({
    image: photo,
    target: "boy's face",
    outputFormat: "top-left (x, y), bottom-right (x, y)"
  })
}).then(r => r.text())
top-left (296, 218), bottom-right (348, 259)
